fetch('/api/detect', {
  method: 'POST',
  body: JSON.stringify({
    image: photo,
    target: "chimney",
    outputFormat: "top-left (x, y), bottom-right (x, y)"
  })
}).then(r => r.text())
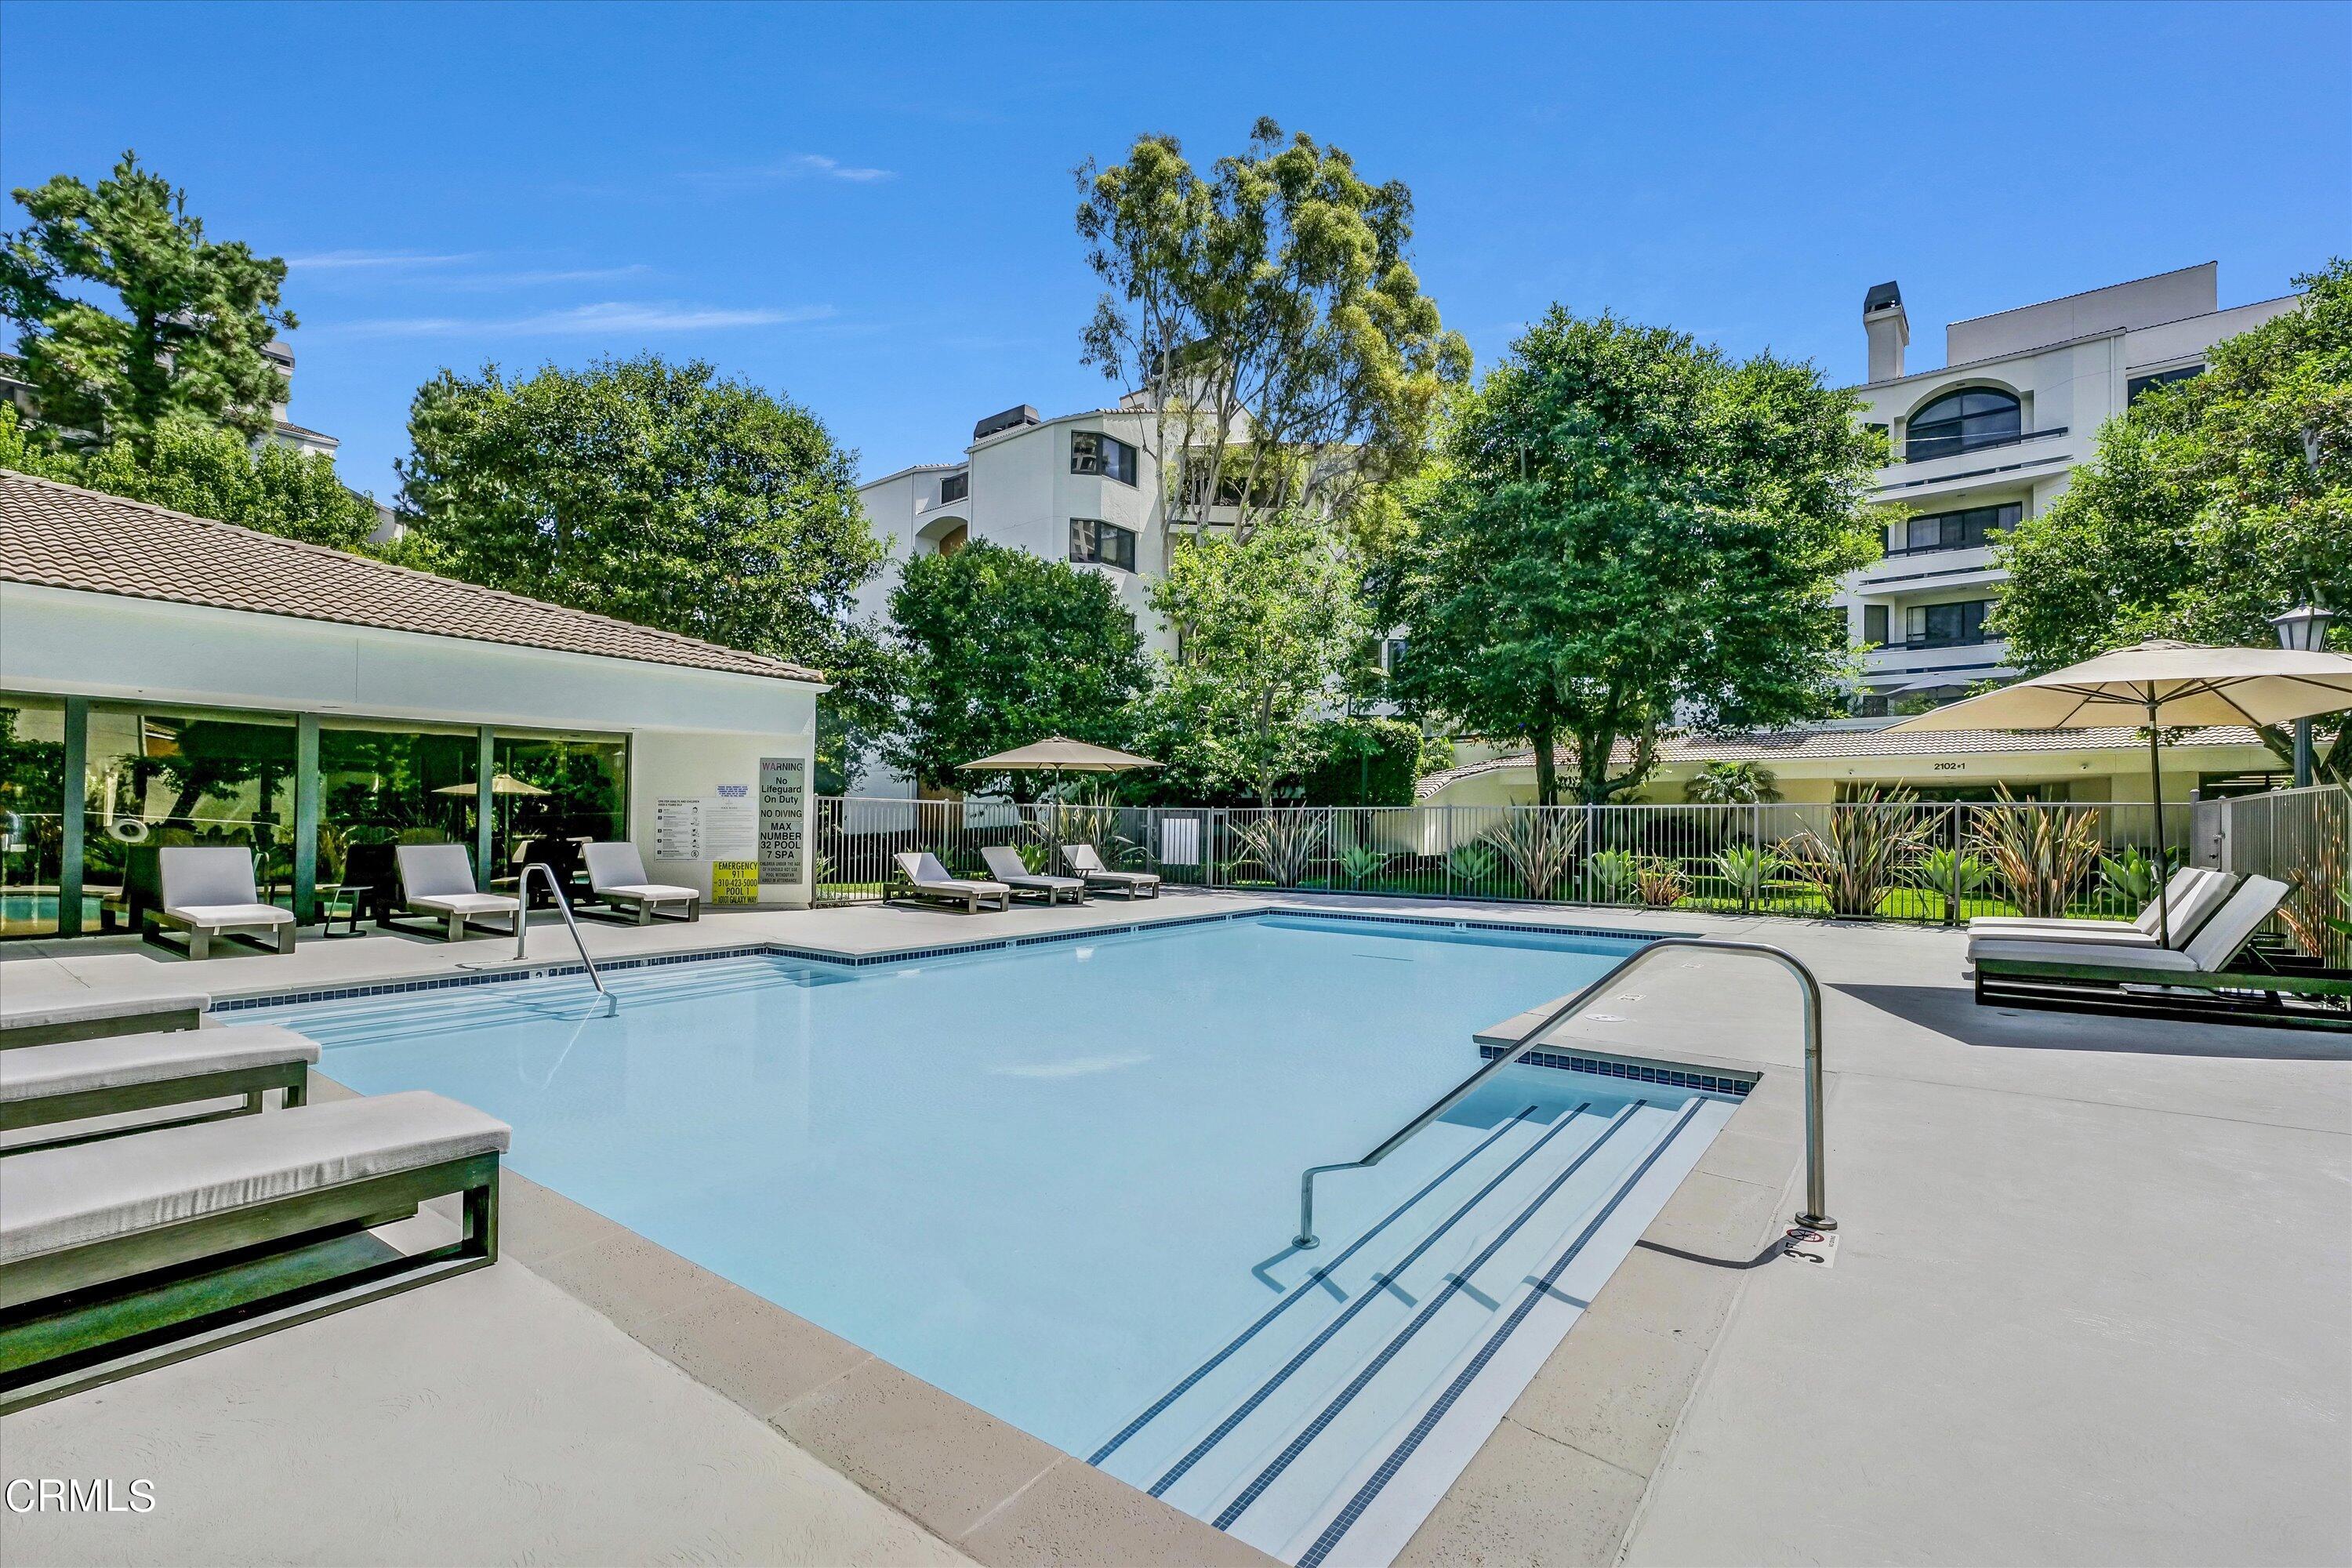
top-left (1864, 281), bottom-right (1907, 382)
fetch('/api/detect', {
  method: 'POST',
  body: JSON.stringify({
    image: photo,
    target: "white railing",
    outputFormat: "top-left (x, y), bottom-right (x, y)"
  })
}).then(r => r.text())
top-left (815, 794), bottom-right (2222, 931)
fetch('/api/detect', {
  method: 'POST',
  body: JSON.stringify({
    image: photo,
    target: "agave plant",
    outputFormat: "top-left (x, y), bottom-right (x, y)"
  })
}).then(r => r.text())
top-left (1969, 789), bottom-right (2103, 920)
top-left (1913, 846), bottom-right (1994, 922)
top-left (1230, 811), bottom-right (1327, 886)
top-left (1484, 810), bottom-right (1584, 900)
top-left (1337, 844), bottom-right (1392, 887)
top-left (1714, 844), bottom-right (1783, 913)
top-left (1587, 848), bottom-right (1641, 903)
top-left (1777, 788), bottom-right (1936, 919)
top-left (1634, 856), bottom-right (1688, 908)
top-left (1444, 840), bottom-right (1499, 886)
top-left (2097, 844), bottom-right (2172, 909)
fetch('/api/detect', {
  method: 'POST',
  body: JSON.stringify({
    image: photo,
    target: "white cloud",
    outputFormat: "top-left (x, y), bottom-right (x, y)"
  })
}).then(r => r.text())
top-left (686, 153), bottom-right (896, 188)
top-left (288, 249), bottom-right (477, 270)
top-left (329, 300), bottom-right (837, 339)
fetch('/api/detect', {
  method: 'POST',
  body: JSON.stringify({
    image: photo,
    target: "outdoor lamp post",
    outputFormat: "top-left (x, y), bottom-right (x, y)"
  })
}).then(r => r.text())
top-left (2270, 601), bottom-right (2340, 786)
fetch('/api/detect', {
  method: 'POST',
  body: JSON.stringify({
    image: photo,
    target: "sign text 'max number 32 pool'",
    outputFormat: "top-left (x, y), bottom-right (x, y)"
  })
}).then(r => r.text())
top-left (760, 757), bottom-right (808, 886)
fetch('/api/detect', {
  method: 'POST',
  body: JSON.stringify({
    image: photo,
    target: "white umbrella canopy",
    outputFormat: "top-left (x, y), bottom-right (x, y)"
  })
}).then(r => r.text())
top-left (956, 738), bottom-right (1163, 774)
top-left (430, 773), bottom-right (552, 797)
top-left (1879, 640), bottom-right (2352, 733)
top-left (1884, 639), bottom-right (2352, 942)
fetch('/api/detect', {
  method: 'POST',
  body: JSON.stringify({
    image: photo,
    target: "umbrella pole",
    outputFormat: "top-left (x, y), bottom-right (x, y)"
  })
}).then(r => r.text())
top-left (2146, 700), bottom-right (2171, 948)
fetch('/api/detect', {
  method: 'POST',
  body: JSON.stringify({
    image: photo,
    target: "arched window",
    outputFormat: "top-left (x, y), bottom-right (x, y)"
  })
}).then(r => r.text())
top-left (1905, 387), bottom-right (2020, 462)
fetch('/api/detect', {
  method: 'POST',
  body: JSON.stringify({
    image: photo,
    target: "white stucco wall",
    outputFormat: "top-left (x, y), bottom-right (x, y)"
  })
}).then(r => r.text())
top-left (1, 583), bottom-right (822, 908)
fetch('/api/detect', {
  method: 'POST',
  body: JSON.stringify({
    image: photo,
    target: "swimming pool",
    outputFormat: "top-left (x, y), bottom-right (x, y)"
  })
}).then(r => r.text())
top-left (252, 912), bottom-right (1740, 1563)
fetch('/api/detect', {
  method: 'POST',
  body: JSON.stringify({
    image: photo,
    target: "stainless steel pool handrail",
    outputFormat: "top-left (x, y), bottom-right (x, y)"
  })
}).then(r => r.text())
top-left (1291, 937), bottom-right (1830, 1249)
top-left (513, 862), bottom-right (610, 1002)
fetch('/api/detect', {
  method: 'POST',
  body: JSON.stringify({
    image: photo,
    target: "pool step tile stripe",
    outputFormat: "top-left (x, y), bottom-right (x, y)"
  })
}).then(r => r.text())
top-left (1102, 1110), bottom-right (1573, 1493)
top-left (1272, 1095), bottom-right (1722, 1566)
top-left (1087, 1103), bottom-right (1543, 1469)
top-left (1134, 1106), bottom-right (1617, 1504)
top-left (1203, 1103), bottom-right (1674, 1534)
top-left (1146, 1105), bottom-right (1654, 1522)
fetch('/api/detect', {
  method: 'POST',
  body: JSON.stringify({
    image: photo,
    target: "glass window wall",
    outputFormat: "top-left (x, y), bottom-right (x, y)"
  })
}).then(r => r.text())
top-left (489, 731), bottom-right (628, 904)
top-left (0, 695), bottom-right (70, 937)
top-left (83, 702), bottom-right (297, 935)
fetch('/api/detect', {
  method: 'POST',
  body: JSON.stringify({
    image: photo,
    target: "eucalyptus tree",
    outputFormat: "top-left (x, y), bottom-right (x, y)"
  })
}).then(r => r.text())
top-left (1075, 118), bottom-right (1468, 546)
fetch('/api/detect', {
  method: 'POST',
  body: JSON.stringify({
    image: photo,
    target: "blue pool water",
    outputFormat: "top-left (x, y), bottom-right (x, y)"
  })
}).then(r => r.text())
top-left (256, 913), bottom-right (1736, 1562)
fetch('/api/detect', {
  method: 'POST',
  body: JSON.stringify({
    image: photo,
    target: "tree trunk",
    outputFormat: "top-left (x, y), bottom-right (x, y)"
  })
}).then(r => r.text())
top-left (1531, 713), bottom-right (1558, 808)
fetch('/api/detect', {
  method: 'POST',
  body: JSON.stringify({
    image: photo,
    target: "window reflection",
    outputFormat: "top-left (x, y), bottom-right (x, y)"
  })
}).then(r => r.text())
top-left (83, 703), bottom-right (297, 934)
top-left (490, 732), bottom-right (627, 902)
top-left (0, 695), bottom-right (68, 936)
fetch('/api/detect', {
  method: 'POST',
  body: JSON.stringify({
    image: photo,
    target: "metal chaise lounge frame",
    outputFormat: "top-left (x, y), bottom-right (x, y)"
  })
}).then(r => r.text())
top-left (1060, 841), bottom-right (1160, 898)
top-left (1973, 876), bottom-right (2350, 1030)
top-left (891, 851), bottom-right (1011, 913)
top-left (581, 840), bottom-right (701, 925)
top-left (1, 1023), bottom-right (318, 1154)
top-left (977, 844), bottom-right (1087, 906)
top-left (0, 1091), bottom-right (507, 1413)
top-left (144, 845), bottom-right (296, 960)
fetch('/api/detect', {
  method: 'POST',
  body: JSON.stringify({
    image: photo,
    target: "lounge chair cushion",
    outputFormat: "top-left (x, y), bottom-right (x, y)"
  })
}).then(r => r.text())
top-left (165, 902), bottom-right (294, 928)
top-left (895, 851), bottom-right (1010, 896)
top-left (601, 882), bottom-right (699, 902)
top-left (584, 842), bottom-right (657, 893)
top-left (1967, 867), bottom-right (2209, 938)
top-left (1969, 938), bottom-right (2200, 973)
top-left (406, 891), bottom-right (521, 915)
top-left (0, 1091), bottom-right (510, 1264)
top-left (978, 847), bottom-right (1083, 890)
top-left (158, 847), bottom-right (263, 909)
top-left (0, 1024), bottom-right (318, 1103)
top-left (1967, 870), bottom-right (2237, 955)
top-left (1974, 876), bottom-right (2288, 978)
top-left (396, 843), bottom-right (488, 901)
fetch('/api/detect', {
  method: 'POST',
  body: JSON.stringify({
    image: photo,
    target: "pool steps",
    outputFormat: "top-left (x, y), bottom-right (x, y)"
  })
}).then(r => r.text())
top-left (1094, 1095), bottom-right (1729, 1565)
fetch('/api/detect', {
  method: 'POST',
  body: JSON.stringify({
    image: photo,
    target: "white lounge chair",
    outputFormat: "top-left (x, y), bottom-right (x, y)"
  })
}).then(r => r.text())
top-left (145, 847), bottom-right (295, 960)
top-left (2, 1024), bottom-right (318, 1147)
top-left (390, 844), bottom-right (522, 942)
top-left (1970, 875), bottom-right (2290, 980)
top-left (1062, 842), bottom-right (1160, 899)
top-left (583, 841), bottom-right (701, 924)
top-left (0, 1090), bottom-right (507, 1410)
top-left (978, 844), bottom-right (1087, 905)
top-left (891, 851), bottom-right (1011, 913)
top-left (1965, 868), bottom-right (2235, 954)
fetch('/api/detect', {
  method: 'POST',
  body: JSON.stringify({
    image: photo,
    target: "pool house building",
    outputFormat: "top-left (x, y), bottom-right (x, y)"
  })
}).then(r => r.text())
top-left (0, 470), bottom-right (825, 940)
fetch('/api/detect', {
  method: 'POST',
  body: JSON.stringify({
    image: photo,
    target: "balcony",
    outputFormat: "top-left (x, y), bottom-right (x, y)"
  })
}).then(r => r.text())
top-left (1894, 426), bottom-right (2068, 466)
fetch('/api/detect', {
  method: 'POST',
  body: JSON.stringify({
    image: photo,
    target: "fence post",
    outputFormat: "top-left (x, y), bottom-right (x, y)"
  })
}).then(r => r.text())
top-left (1947, 804), bottom-right (1963, 927)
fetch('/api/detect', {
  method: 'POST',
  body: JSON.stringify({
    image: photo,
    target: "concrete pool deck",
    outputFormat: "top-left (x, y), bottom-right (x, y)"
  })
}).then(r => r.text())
top-left (2, 892), bottom-right (2347, 1566)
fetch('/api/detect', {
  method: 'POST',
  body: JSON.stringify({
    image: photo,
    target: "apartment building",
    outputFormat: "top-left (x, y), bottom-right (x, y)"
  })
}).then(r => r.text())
top-left (1837, 263), bottom-right (2298, 715)
top-left (855, 401), bottom-right (1199, 659)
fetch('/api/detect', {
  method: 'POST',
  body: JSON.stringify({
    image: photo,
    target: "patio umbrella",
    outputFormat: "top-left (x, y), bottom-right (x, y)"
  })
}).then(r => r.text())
top-left (1883, 639), bottom-right (2352, 943)
top-left (956, 738), bottom-right (1163, 848)
top-left (956, 737), bottom-right (1163, 794)
top-left (434, 774), bottom-right (552, 852)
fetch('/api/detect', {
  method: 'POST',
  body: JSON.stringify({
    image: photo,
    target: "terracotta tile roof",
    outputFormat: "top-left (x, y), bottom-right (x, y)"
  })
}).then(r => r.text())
top-left (1417, 724), bottom-right (2268, 797)
top-left (0, 470), bottom-right (823, 684)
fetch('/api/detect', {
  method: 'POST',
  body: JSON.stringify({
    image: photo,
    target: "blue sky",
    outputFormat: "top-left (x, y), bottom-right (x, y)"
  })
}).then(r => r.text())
top-left (4, 1), bottom-right (2347, 501)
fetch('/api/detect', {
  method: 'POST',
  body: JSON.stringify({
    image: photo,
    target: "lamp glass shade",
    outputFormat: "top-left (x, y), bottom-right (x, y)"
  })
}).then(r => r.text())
top-left (2270, 603), bottom-right (2337, 653)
